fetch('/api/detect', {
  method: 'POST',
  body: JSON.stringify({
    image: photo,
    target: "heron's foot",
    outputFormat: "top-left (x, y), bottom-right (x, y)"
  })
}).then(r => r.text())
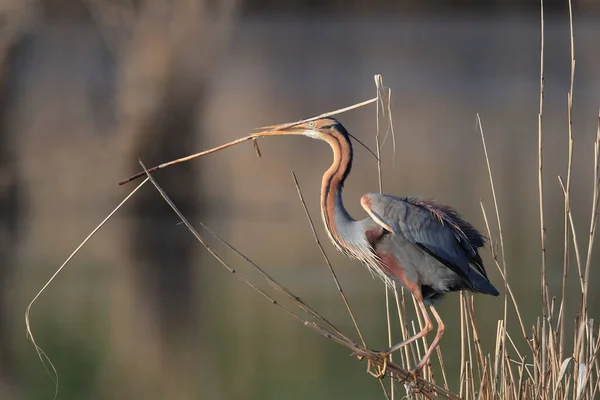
top-left (403, 362), bottom-right (429, 389)
top-left (366, 350), bottom-right (391, 379)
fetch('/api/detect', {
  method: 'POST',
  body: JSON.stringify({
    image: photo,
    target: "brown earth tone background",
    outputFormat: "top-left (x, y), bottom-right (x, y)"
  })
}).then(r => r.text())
top-left (1, 1), bottom-right (600, 399)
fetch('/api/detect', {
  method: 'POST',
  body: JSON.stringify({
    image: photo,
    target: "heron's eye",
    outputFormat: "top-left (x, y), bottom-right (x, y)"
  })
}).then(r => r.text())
top-left (308, 121), bottom-right (316, 128)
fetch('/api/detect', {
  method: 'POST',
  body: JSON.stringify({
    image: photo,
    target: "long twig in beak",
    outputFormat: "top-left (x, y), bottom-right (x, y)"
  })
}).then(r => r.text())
top-left (253, 96), bottom-right (381, 131)
top-left (118, 134), bottom-right (259, 185)
top-left (118, 95), bottom-right (384, 186)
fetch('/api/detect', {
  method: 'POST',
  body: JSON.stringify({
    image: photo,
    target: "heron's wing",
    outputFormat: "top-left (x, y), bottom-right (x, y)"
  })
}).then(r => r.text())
top-left (361, 193), bottom-right (498, 295)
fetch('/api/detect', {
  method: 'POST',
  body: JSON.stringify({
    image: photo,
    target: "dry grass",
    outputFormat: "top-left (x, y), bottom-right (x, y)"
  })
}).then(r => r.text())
top-left (25, 2), bottom-right (600, 398)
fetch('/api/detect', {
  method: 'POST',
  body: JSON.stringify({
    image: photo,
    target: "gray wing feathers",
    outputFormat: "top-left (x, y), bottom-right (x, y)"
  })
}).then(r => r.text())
top-left (363, 193), bottom-right (498, 296)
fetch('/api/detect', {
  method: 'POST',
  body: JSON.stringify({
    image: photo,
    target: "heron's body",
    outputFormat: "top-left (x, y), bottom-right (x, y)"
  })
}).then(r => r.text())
top-left (260, 117), bottom-right (499, 376)
top-left (342, 195), bottom-right (499, 304)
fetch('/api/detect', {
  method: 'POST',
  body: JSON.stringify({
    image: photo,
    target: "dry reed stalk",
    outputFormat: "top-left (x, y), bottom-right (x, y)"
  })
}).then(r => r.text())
top-left (374, 74), bottom-right (395, 398)
top-left (118, 96), bottom-right (383, 186)
top-left (473, 4), bottom-right (600, 398)
top-left (538, 0), bottom-right (549, 319)
top-left (25, 177), bottom-right (151, 399)
top-left (290, 171), bottom-right (366, 347)
top-left (559, 0), bottom-right (576, 372)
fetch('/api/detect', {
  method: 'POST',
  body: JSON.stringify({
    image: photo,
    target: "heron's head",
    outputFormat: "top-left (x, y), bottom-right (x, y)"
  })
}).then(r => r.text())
top-left (255, 117), bottom-right (349, 141)
top-left (253, 117), bottom-right (379, 160)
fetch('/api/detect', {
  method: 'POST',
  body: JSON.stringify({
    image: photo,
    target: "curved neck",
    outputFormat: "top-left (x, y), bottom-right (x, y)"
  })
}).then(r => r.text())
top-left (320, 130), bottom-right (355, 248)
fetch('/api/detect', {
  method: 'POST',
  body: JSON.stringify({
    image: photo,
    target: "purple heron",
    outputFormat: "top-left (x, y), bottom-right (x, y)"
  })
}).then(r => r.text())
top-left (260, 117), bottom-right (499, 378)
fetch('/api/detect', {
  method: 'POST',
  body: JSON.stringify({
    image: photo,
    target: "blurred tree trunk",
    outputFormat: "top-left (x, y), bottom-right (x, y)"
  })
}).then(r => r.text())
top-left (87, 1), bottom-right (238, 398)
top-left (0, 3), bottom-right (32, 398)
top-left (0, 42), bottom-right (20, 400)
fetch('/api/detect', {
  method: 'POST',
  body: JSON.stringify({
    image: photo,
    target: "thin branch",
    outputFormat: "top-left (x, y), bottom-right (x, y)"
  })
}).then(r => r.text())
top-left (558, 176), bottom-right (584, 290)
top-left (479, 201), bottom-right (528, 343)
top-left (119, 96), bottom-right (383, 185)
top-left (378, 378), bottom-right (392, 400)
top-left (290, 171), bottom-right (366, 347)
top-left (197, 220), bottom-right (351, 344)
top-left (118, 135), bottom-right (256, 185)
top-left (560, 0), bottom-right (576, 367)
top-left (374, 73), bottom-right (395, 398)
top-left (538, 0), bottom-right (549, 317)
top-left (254, 97), bottom-right (382, 132)
top-left (476, 114), bottom-right (511, 392)
top-left (375, 74), bottom-right (385, 193)
top-left (25, 177), bottom-right (150, 399)
top-left (394, 284), bottom-right (416, 369)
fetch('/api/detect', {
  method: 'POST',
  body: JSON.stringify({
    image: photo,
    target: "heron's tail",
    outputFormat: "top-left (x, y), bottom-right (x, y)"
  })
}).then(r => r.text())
top-left (470, 273), bottom-right (500, 296)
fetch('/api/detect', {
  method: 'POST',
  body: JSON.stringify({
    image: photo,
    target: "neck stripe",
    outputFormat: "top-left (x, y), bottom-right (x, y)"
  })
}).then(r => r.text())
top-left (320, 130), bottom-right (353, 245)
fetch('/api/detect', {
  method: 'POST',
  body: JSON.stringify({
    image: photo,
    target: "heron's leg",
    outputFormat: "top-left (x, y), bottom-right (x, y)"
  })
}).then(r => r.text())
top-left (370, 293), bottom-right (433, 378)
top-left (382, 294), bottom-right (433, 355)
top-left (412, 305), bottom-right (445, 374)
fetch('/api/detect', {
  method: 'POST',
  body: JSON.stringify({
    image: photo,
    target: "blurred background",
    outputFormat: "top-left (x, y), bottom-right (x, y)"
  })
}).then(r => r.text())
top-left (1, 0), bottom-right (600, 399)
